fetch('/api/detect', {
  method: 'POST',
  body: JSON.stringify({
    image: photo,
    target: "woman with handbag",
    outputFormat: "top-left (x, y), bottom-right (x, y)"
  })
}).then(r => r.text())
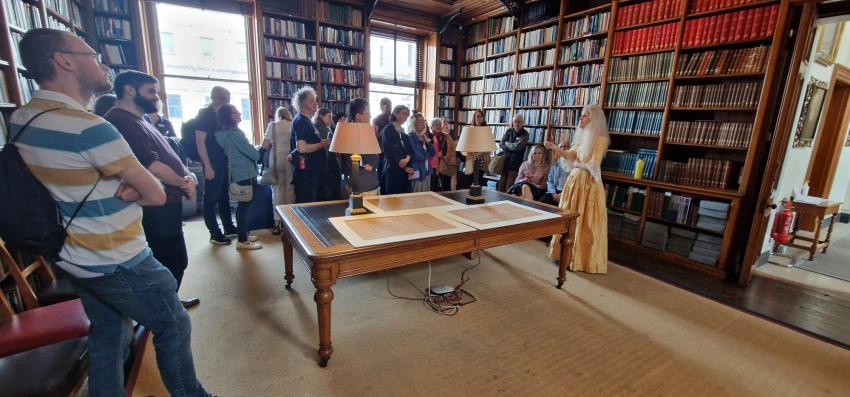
top-left (261, 106), bottom-right (294, 235)
top-left (215, 104), bottom-right (262, 250)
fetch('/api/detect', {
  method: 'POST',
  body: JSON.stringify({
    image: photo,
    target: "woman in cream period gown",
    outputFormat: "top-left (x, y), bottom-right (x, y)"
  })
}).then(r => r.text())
top-left (545, 104), bottom-right (610, 274)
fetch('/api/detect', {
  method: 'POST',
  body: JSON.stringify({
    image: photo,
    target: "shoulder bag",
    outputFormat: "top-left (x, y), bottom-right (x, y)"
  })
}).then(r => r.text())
top-left (226, 132), bottom-right (253, 202)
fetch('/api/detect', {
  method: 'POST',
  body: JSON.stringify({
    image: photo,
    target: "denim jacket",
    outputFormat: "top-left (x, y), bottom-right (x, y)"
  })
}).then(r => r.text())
top-left (407, 131), bottom-right (435, 181)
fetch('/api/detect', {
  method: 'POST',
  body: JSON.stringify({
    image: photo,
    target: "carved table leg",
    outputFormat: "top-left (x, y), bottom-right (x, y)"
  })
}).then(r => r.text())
top-left (557, 220), bottom-right (576, 289)
top-left (823, 214), bottom-right (836, 254)
top-left (810, 216), bottom-right (822, 261)
top-left (313, 267), bottom-right (337, 367)
top-left (462, 252), bottom-right (473, 260)
top-left (282, 230), bottom-right (294, 289)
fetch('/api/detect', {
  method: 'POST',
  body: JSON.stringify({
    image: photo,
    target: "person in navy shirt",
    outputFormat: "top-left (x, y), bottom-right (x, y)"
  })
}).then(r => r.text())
top-left (290, 87), bottom-right (329, 203)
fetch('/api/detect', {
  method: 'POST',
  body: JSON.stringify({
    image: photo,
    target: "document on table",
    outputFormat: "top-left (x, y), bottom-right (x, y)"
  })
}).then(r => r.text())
top-left (329, 209), bottom-right (475, 247)
top-left (362, 191), bottom-right (463, 214)
top-left (439, 201), bottom-right (561, 230)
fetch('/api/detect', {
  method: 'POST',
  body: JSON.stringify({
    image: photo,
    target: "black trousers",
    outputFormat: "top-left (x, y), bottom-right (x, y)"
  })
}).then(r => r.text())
top-left (142, 202), bottom-right (188, 289)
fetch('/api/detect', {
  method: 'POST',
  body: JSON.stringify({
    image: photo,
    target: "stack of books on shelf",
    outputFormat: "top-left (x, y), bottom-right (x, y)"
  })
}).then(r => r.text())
top-left (691, 0), bottom-right (766, 12)
top-left (605, 184), bottom-right (645, 212)
top-left (102, 44), bottom-right (137, 66)
top-left (440, 63), bottom-right (456, 78)
top-left (515, 90), bottom-right (550, 107)
top-left (616, 0), bottom-right (682, 28)
top-left (319, 2), bottom-right (363, 28)
top-left (647, 191), bottom-right (698, 226)
top-left (321, 86), bottom-right (364, 101)
top-left (520, 25), bottom-right (557, 49)
top-left (487, 55), bottom-right (515, 74)
top-left (321, 48), bottom-right (363, 66)
top-left (95, 16), bottom-right (132, 40)
top-left (5, 0), bottom-right (43, 31)
top-left (319, 26), bottom-right (364, 47)
top-left (526, 127), bottom-right (546, 144)
top-left (462, 94), bottom-right (482, 109)
top-left (558, 64), bottom-right (603, 85)
top-left (677, 46), bottom-right (769, 76)
top-left (439, 95), bottom-right (456, 108)
top-left (47, 15), bottom-right (72, 32)
top-left (605, 81), bottom-right (668, 108)
top-left (489, 15), bottom-right (515, 36)
top-left (485, 109), bottom-right (510, 124)
top-left (93, 0), bottom-right (129, 14)
top-left (519, 48), bottom-right (555, 69)
top-left (696, 199), bottom-right (729, 232)
top-left (554, 87), bottom-right (600, 107)
top-left (485, 76), bottom-right (513, 91)
top-left (608, 211), bottom-right (623, 239)
top-left (602, 149), bottom-right (657, 178)
top-left (516, 70), bottom-right (552, 89)
top-left (514, 108), bottom-right (548, 126)
top-left (656, 158), bottom-right (738, 189)
top-left (441, 46), bottom-right (455, 62)
top-left (439, 80), bottom-right (456, 93)
top-left (321, 66), bottom-right (363, 85)
top-left (465, 43), bottom-right (486, 61)
top-left (439, 108), bottom-right (455, 120)
top-left (488, 36), bottom-right (516, 56)
top-left (9, 31), bottom-right (23, 67)
top-left (553, 128), bottom-right (574, 145)
top-left (612, 22), bottom-right (677, 55)
top-left (265, 61), bottom-right (317, 81)
top-left (463, 61), bottom-right (484, 78)
top-left (461, 80), bottom-right (484, 94)
top-left (690, 233), bottom-right (723, 265)
top-left (641, 221), bottom-right (669, 251)
top-left (523, 1), bottom-right (558, 26)
top-left (553, 108), bottom-right (582, 126)
top-left (493, 125), bottom-right (508, 141)
top-left (263, 16), bottom-right (312, 39)
top-left (264, 0), bottom-right (316, 17)
top-left (682, 4), bottom-right (779, 47)
top-left (45, 0), bottom-right (71, 18)
top-left (563, 11), bottom-right (610, 40)
top-left (71, 3), bottom-right (84, 30)
top-left (666, 227), bottom-right (696, 257)
top-left (666, 120), bottom-right (753, 147)
top-left (620, 213), bottom-right (641, 241)
top-left (484, 92), bottom-right (511, 108)
top-left (466, 21), bottom-right (486, 43)
top-left (560, 38), bottom-right (607, 63)
top-left (608, 52), bottom-right (673, 81)
top-left (608, 110), bottom-right (663, 135)
top-left (672, 81), bottom-right (761, 108)
top-left (264, 39), bottom-right (316, 60)
top-left (267, 80), bottom-right (308, 98)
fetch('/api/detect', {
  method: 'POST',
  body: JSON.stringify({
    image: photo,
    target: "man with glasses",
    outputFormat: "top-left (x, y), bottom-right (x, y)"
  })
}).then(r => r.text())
top-left (11, 29), bottom-right (210, 397)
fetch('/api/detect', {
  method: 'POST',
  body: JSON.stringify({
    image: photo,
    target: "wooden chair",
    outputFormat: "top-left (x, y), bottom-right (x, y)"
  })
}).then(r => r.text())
top-left (0, 241), bottom-right (76, 309)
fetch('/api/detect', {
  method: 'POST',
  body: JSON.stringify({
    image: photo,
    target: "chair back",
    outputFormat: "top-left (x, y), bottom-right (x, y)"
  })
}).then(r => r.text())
top-left (0, 240), bottom-right (55, 310)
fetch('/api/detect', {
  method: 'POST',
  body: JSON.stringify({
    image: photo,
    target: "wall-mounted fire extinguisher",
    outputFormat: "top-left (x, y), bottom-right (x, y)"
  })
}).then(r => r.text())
top-left (771, 200), bottom-right (796, 246)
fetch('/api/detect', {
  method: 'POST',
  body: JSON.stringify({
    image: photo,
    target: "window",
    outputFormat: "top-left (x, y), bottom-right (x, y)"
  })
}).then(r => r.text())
top-left (237, 41), bottom-right (247, 62)
top-left (369, 31), bottom-right (419, 118)
top-left (199, 37), bottom-right (215, 59)
top-left (166, 94), bottom-right (183, 119)
top-left (241, 98), bottom-right (251, 121)
top-left (161, 32), bottom-right (175, 55)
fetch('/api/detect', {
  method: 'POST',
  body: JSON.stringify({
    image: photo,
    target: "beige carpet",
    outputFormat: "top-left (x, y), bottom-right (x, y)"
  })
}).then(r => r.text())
top-left (131, 220), bottom-right (850, 396)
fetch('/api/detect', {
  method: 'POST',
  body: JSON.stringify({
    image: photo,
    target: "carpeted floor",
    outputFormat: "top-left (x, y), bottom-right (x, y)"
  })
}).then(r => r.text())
top-left (132, 220), bottom-right (850, 396)
top-left (795, 234), bottom-right (850, 282)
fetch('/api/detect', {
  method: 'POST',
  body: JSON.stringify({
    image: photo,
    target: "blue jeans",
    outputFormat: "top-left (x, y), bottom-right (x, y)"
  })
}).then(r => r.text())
top-left (66, 255), bottom-right (209, 397)
top-left (235, 179), bottom-right (255, 242)
top-left (203, 164), bottom-right (236, 238)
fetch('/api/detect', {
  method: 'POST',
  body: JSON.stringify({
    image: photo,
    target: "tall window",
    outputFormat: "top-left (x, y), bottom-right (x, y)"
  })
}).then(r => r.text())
top-left (155, 4), bottom-right (253, 139)
top-left (369, 31), bottom-right (419, 120)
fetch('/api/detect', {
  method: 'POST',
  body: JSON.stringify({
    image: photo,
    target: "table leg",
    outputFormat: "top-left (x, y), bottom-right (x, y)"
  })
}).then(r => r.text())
top-left (810, 216), bottom-right (822, 260)
top-left (823, 214), bottom-right (836, 254)
top-left (313, 267), bottom-right (337, 367)
top-left (282, 230), bottom-right (294, 289)
top-left (462, 252), bottom-right (473, 260)
top-left (557, 220), bottom-right (576, 289)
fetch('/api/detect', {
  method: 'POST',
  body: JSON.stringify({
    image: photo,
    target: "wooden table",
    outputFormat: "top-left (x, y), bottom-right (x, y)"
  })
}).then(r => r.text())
top-left (276, 190), bottom-right (578, 367)
top-left (790, 199), bottom-right (842, 260)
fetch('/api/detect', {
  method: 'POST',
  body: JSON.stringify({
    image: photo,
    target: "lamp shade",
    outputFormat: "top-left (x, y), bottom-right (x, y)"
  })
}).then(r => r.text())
top-left (456, 126), bottom-right (497, 153)
top-left (329, 122), bottom-right (382, 155)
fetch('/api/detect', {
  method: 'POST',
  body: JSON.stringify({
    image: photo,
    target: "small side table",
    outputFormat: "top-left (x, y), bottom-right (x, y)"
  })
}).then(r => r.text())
top-left (790, 199), bottom-right (842, 260)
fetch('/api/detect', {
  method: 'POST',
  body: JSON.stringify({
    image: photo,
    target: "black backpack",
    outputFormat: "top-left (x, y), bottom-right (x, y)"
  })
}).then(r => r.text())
top-left (180, 115), bottom-right (201, 162)
top-left (0, 109), bottom-right (100, 258)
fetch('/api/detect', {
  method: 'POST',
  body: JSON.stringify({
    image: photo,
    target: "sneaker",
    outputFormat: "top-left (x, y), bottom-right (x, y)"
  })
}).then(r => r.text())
top-left (225, 233), bottom-right (238, 239)
top-left (236, 241), bottom-right (263, 250)
top-left (210, 235), bottom-right (231, 245)
top-left (247, 235), bottom-right (260, 243)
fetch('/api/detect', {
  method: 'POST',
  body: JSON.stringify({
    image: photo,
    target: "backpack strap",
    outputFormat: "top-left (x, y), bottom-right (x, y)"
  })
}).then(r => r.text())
top-left (8, 108), bottom-right (62, 145)
top-left (63, 173), bottom-right (101, 233)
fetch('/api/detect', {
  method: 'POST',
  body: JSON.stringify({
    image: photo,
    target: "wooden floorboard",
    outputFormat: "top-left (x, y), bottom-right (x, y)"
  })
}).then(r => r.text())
top-left (609, 242), bottom-right (850, 349)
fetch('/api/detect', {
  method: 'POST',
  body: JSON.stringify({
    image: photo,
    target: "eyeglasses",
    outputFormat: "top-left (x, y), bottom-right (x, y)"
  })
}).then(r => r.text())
top-left (55, 51), bottom-right (103, 64)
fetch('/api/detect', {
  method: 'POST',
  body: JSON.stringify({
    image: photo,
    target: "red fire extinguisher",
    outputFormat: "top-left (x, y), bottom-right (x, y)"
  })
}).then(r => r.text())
top-left (772, 200), bottom-right (796, 245)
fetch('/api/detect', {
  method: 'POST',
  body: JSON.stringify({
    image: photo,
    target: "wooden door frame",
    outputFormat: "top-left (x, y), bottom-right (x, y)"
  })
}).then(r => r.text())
top-left (739, 1), bottom-right (819, 286)
top-left (805, 64), bottom-right (850, 198)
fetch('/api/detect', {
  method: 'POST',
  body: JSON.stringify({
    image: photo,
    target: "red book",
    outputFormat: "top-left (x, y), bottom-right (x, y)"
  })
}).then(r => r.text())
top-left (704, 16), bottom-right (716, 44)
top-left (693, 0), bottom-right (702, 13)
top-left (744, 9), bottom-right (756, 39)
top-left (667, 23), bottom-right (675, 47)
top-left (620, 6), bottom-right (628, 28)
top-left (749, 7), bottom-right (764, 39)
top-left (651, 0), bottom-right (660, 21)
top-left (695, 18), bottom-right (705, 46)
top-left (768, 5), bottom-right (779, 36)
top-left (760, 6), bottom-right (771, 36)
top-left (720, 12), bottom-right (732, 43)
top-left (733, 11), bottom-right (745, 41)
top-left (683, 22), bottom-right (692, 46)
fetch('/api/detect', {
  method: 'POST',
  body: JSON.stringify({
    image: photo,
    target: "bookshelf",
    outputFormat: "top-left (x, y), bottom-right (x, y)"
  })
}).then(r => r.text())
top-left (459, 0), bottom-right (788, 276)
top-left (91, 0), bottom-right (143, 76)
top-left (437, 25), bottom-right (460, 131)
top-left (258, 0), bottom-right (366, 120)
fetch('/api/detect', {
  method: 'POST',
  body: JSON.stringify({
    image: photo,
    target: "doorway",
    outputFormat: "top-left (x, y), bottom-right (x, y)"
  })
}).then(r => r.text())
top-left (806, 64), bottom-right (850, 199)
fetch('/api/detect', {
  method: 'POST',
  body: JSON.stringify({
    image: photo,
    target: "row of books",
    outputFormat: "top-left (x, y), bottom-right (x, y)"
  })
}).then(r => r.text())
top-left (6, 0), bottom-right (42, 32)
top-left (48, 15), bottom-right (71, 32)
top-left (691, 0), bottom-right (765, 13)
top-left (493, 126), bottom-right (509, 141)
top-left (656, 158), bottom-right (738, 189)
top-left (321, 47), bottom-right (363, 66)
top-left (439, 95), bottom-right (456, 108)
top-left (553, 128), bottom-right (574, 146)
top-left (608, 212), bottom-right (642, 242)
top-left (441, 46), bottom-right (456, 62)
top-left (525, 127), bottom-right (547, 144)
top-left (263, 16), bottom-right (312, 40)
top-left (554, 86), bottom-right (600, 107)
top-left (71, 3), bottom-right (83, 28)
top-left (465, 43), bottom-right (486, 61)
top-left (689, 232), bottom-right (724, 265)
top-left (440, 64), bottom-right (456, 78)
top-left (489, 15), bottom-right (515, 37)
top-left (267, 80), bottom-right (306, 98)
top-left (320, 85), bottom-right (364, 101)
top-left (677, 46), bottom-right (769, 76)
top-left (95, 16), bottom-right (132, 40)
top-left (516, 70), bottom-right (552, 90)
top-left (264, 39), bottom-right (315, 61)
top-left (462, 94), bottom-right (482, 109)
top-left (672, 81), bottom-right (761, 108)
top-left (485, 92), bottom-right (511, 108)
top-left (616, 0), bottom-right (683, 29)
top-left (563, 11), bottom-right (610, 40)
top-left (557, 64), bottom-right (603, 86)
top-left (101, 43), bottom-right (137, 66)
top-left (269, 98), bottom-right (292, 113)
top-left (606, 184), bottom-right (646, 212)
top-left (524, 2), bottom-right (555, 26)
top-left (666, 120), bottom-right (753, 147)
top-left (319, 26), bottom-right (364, 47)
top-left (552, 108), bottom-right (582, 126)
top-left (607, 110), bottom-right (664, 135)
top-left (322, 102), bottom-right (347, 115)
top-left (520, 25), bottom-right (557, 49)
top-left (439, 108), bottom-right (455, 120)
top-left (605, 81), bottom-right (669, 108)
top-left (488, 36), bottom-right (517, 56)
top-left (561, 38), bottom-right (607, 64)
top-left (488, 55), bottom-right (515, 74)
top-left (320, 66), bottom-right (363, 85)
top-left (466, 22), bottom-right (486, 44)
top-left (514, 108), bottom-right (549, 126)
top-left (461, 80), bottom-right (483, 94)
top-left (642, 222), bottom-right (670, 251)
top-left (265, 61), bottom-right (316, 81)
top-left (515, 90), bottom-right (550, 107)
top-left (485, 75), bottom-right (513, 92)
top-left (612, 22), bottom-right (677, 55)
top-left (695, 200), bottom-right (730, 233)
top-left (647, 191), bottom-right (699, 226)
top-left (319, 2), bottom-right (363, 28)
top-left (602, 149), bottom-right (657, 179)
top-left (519, 48), bottom-right (555, 69)
top-left (485, 109), bottom-right (511, 124)
top-left (463, 61), bottom-right (484, 79)
top-left (682, 5), bottom-right (779, 47)
top-left (45, 0), bottom-right (71, 19)
top-left (440, 80), bottom-right (456, 94)
top-left (9, 31), bottom-right (22, 69)
top-left (93, 0), bottom-right (129, 14)
top-left (608, 52), bottom-right (674, 82)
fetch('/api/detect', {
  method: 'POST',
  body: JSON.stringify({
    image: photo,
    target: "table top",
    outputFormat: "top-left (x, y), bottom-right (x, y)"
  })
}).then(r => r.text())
top-left (276, 189), bottom-right (578, 263)
top-left (792, 199), bottom-right (843, 210)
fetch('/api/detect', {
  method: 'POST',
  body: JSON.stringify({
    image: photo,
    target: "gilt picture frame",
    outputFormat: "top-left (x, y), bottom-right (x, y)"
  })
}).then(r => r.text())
top-left (793, 78), bottom-right (829, 148)
top-left (815, 22), bottom-right (845, 66)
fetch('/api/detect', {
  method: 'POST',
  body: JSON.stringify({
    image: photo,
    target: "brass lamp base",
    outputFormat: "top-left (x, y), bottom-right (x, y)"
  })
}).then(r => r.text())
top-left (345, 193), bottom-right (368, 216)
top-left (466, 184), bottom-right (485, 204)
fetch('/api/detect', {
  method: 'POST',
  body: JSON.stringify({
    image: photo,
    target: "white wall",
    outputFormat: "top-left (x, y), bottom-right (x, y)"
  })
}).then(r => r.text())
top-left (761, 21), bottom-right (850, 253)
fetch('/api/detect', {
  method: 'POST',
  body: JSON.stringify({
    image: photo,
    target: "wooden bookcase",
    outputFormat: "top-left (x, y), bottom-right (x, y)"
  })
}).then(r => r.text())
top-left (257, 0), bottom-right (367, 121)
top-left (437, 26), bottom-right (460, 132)
top-left (91, 0), bottom-right (144, 75)
top-left (459, 0), bottom-right (789, 276)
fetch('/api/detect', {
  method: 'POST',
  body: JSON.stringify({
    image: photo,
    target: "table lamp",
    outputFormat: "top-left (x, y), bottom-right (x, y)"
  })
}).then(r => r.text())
top-left (456, 126), bottom-right (496, 204)
top-left (329, 122), bottom-right (382, 216)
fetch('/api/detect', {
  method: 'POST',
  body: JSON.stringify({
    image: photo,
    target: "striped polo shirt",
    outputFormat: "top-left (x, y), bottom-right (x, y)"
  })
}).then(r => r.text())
top-left (11, 90), bottom-right (150, 278)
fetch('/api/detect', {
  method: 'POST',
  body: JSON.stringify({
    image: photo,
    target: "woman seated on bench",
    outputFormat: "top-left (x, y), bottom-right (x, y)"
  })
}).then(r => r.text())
top-left (507, 144), bottom-right (549, 201)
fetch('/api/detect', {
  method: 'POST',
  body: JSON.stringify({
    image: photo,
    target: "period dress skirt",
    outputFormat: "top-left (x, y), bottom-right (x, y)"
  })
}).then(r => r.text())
top-left (547, 140), bottom-right (608, 274)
